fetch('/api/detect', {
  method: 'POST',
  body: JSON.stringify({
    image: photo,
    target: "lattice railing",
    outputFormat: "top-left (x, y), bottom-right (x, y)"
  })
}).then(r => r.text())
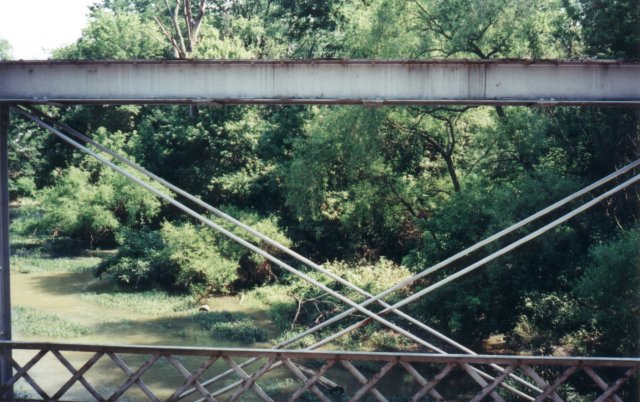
top-left (0, 342), bottom-right (638, 402)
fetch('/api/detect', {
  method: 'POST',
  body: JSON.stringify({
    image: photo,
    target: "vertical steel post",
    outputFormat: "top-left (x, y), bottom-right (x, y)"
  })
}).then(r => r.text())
top-left (0, 106), bottom-right (12, 396)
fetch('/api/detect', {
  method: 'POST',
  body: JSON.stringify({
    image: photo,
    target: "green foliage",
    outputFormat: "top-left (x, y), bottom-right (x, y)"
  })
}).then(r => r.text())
top-left (404, 171), bottom-right (589, 347)
top-left (13, 305), bottom-right (91, 338)
top-left (98, 208), bottom-right (290, 294)
top-left (574, 228), bottom-right (640, 355)
top-left (0, 37), bottom-right (11, 60)
top-left (8, 110), bottom-right (50, 199)
top-left (80, 290), bottom-right (193, 315)
top-left (53, 10), bottom-right (166, 59)
top-left (281, 259), bottom-right (411, 330)
top-left (162, 221), bottom-right (239, 293)
top-left (33, 167), bottom-right (120, 244)
top-left (131, 106), bottom-right (270, 207)
top-left (338, 0), bottom-right (573, 59)
top-left (29, 162), bottom-right (161, 247)
top-left (23, 126), bottom-right (161, 247)
top-left (285, 107), bottom-right (427, 259)
top-left (191, 311), bottom-right (268, 343)
top-left (338, 0), bottom-right (419, 58)
top-left (509, 292), bottom-right (581, 354)
top-left (570, 0), bottom-right (640, 59)
top-left (191, 25), bottom-right (253, 58)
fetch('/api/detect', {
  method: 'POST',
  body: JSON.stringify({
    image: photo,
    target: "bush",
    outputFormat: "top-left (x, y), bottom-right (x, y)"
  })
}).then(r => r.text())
top-left (95, 228), bottom-right (167, 287)
top-left (574, 228), bottom-right (640, 356)
top-left (97, 208), bottom-right (292, 296)
top-left (191, 311), bottom-right (268, 343)
top-left (162, 222), bottom-right (239, 294)
top-left (30, 164), bottom-right (160, 247)
top-left (258, 259), bottom-right (411, 339)
top-left (507, 292), bottom-right (580, 354)
top-left (96, 224), bottom-right (239, 293)
top-left (10, 176), bottom-right (36, 199)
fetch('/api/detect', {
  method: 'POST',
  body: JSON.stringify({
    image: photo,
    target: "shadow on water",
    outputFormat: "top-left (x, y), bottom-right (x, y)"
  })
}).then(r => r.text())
top-left (27, 271), bottom-right (106, 296)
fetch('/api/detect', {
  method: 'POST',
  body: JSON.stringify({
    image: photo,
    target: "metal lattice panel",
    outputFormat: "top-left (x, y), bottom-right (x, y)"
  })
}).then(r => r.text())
top-left (1, 342), bottom-right (639, 401)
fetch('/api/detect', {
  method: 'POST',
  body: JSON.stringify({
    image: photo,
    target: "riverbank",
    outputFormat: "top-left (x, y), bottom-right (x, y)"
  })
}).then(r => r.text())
top-left (8, 231), bottom-right (301, 400)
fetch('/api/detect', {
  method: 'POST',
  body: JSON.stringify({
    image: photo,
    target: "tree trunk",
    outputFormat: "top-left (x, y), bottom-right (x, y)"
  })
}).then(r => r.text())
top-left (443, 153), bottom-right (461, 192)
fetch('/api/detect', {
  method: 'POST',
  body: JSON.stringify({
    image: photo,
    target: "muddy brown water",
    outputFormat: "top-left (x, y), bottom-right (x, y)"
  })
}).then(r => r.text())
top-left (11, 270), bottom-right (278, 401)
top-left (10, 269), bottom-right (475, 401)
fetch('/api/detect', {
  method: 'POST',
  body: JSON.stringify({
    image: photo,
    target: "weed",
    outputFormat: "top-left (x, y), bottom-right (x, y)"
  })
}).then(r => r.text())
top-left (9, 232), bottom-right (101, 274)
top-left (11, 254), bottom-right (101, 274)
top-left (191, 311), bottom-right (268, 343)
top-left (12, 305), bottom-right (91, 338)
top-left (79, 290), bottom-right (194, 315)
top-left (241, 285), bottom-right (296, 331)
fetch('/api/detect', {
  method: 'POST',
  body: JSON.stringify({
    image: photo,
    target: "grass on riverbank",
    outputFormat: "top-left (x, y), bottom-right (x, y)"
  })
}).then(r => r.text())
top-left (11, 233), bottom-right (102, 274)
top-left (191, 311), bottom-right (268, 343)
top-left (12, 305), bottom-right (92, 338)
top-left (79, 290), bottom-right (194, 315)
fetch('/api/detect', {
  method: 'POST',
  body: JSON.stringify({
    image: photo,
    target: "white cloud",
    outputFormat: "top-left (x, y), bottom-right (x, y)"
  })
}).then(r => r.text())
top-left (0, 0), bottom-right (95, 59)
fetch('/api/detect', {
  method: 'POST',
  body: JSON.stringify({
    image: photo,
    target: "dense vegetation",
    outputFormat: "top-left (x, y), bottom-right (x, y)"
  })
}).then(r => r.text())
top-left (6, 0), bottom-right (639, 371)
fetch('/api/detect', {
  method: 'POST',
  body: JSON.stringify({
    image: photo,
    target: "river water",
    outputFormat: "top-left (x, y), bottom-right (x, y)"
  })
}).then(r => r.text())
top-left (10, 269), bottom-right (286, 401)
top-left (10, 263), bottom-right (476, 401)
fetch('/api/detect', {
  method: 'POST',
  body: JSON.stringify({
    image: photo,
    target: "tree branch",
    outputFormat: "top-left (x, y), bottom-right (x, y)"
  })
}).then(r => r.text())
top-left (184, 0), bottom-right (194, 51)
top-left (154, 16), bottom-right (183, 58)
top-left (171, 0), bottom-right (188, 57)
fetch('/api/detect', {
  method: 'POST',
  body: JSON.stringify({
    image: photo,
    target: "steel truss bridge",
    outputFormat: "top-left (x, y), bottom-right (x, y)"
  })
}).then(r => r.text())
top-left (0, 60), bottom-right (639, 401)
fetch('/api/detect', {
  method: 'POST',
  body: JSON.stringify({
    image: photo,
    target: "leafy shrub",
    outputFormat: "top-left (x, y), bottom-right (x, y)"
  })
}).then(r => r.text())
top-left (285, 258), bottom-right (411, 327)
top-left (97, 223), bottom-right (239, 294)
top-left (10, 176), bottom-right (36, 199)
top-left (162, 222), bottom-right (239, 294)
top-left (211, 206), bottom-right (291, 289)
top-left (97, 208), bottom-right (291, 296)
top-left (96, 228), bottom-right (167, 287)
top-left (26, 127), bottom-right (162, 247)
top-left (507, 292), bottom-right (580, 354)
top-left (95, 224), bottom-right (235, 293)
top-left (34, 167), bottom-right (119, 245)
top-left (30, 164), bottom-right (161, 247)
top-left (191, 311), bottom-right (268, 343)
top-left (574, 228), bottom-right (640, 356)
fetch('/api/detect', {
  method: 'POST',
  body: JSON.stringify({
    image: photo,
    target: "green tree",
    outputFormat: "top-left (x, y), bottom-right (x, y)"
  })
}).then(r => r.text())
top-left (0, 37), bottom-right (12, 60)
top-left (130, 106), bottom-right (269, 207)
top-left (53, 10), bottom-right (166, 59)
top-left (338, 0), bottom-right (573, 59)
top-left (569, 0), bottom-right (640, 59)
top-left (284, 107), bottom-right (429, 260)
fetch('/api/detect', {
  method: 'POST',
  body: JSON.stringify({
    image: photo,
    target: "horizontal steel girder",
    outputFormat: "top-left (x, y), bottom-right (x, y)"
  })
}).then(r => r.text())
top-left (1, 59), bottom-right (639, 106)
